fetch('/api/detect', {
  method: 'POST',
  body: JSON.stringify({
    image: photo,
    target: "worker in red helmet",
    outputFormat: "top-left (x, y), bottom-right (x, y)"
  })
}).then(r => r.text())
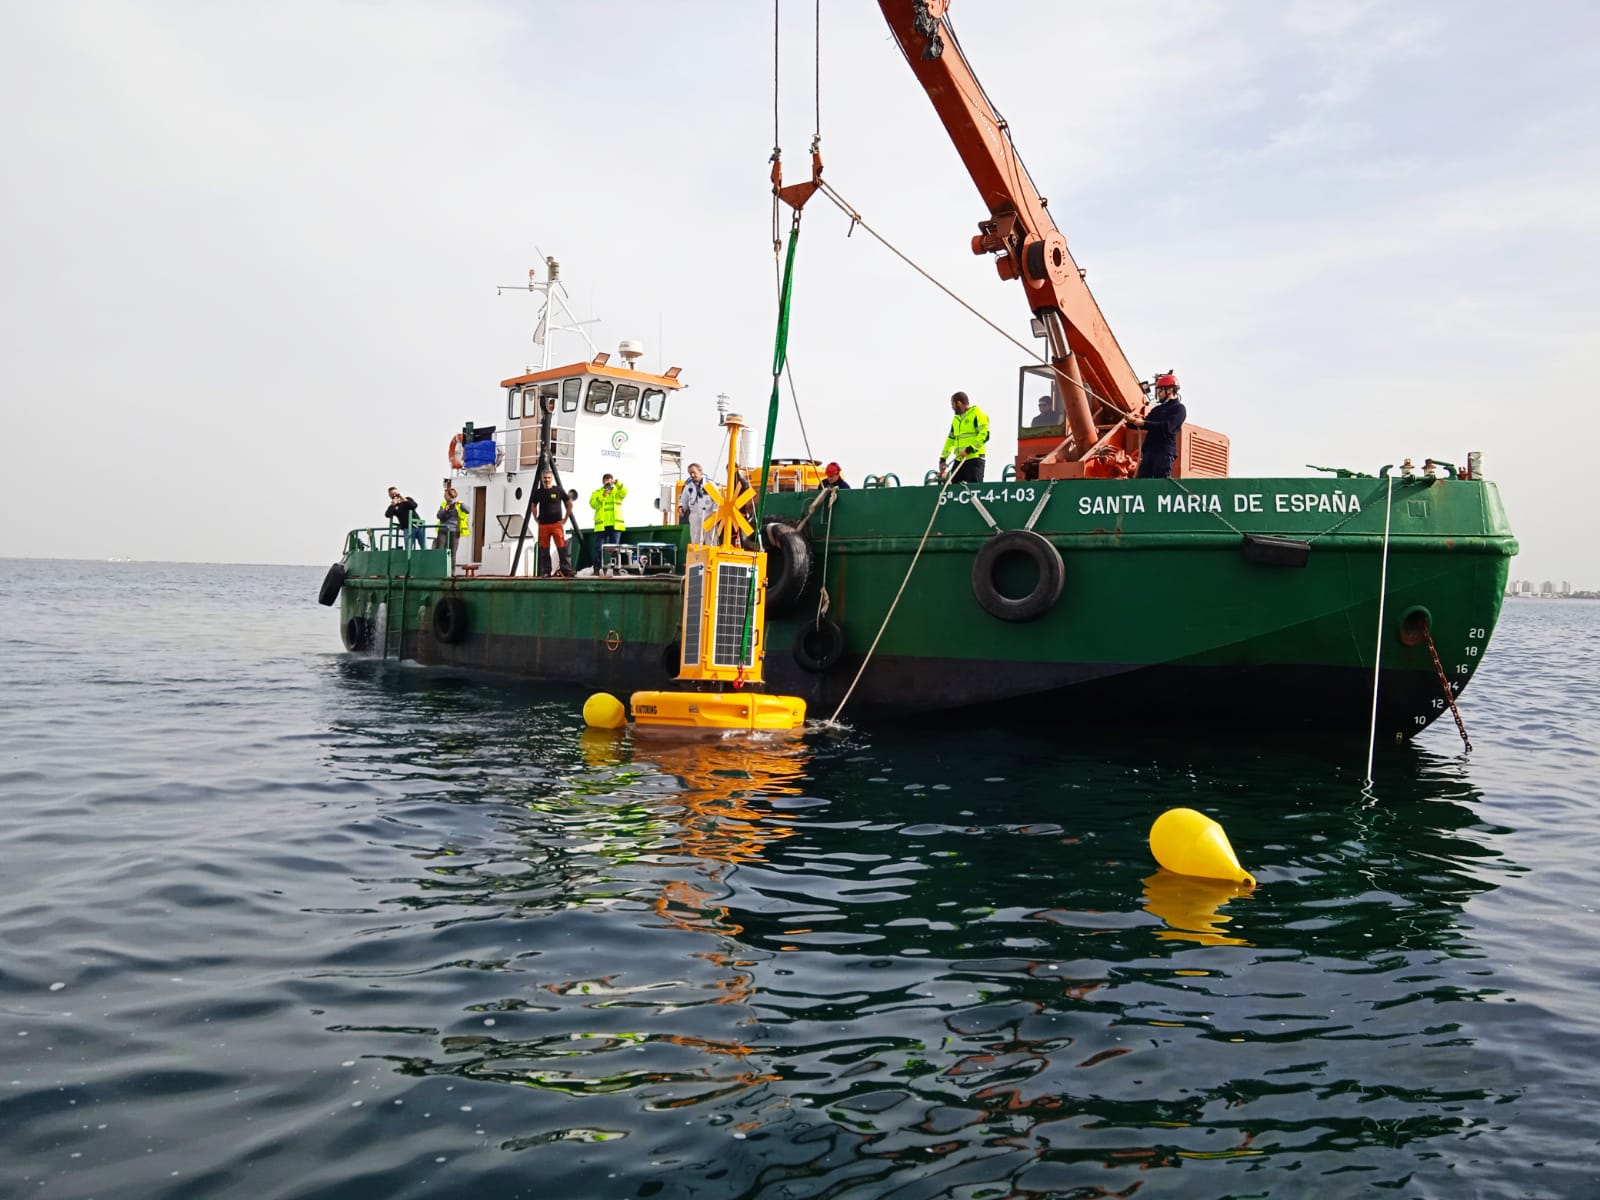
top-left (820, 461), bottom-right (850, 490)
top-left (1126, 372), bottom-right (1186, 479)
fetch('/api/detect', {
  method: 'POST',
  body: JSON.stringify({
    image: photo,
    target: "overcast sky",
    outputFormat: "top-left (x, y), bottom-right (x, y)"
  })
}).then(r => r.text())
top-left (3, 1), bottom-right (1597, 583)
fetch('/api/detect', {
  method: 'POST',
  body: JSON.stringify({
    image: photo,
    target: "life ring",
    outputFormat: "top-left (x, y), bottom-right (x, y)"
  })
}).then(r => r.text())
top-left (764, 521), bottom-right (812, 616)
top-left (793, 618), bottom-right (845, 673)
top-left (432, 595), bottom-right (468, 644)
top-left (318, 562), bottom-right (346, 607)
top-left (448, 433), bottom-right (466, 470)
top-left (971, 530), bottom-right (1064, 622)
top-left (341, 615), bottom-right (372, 651)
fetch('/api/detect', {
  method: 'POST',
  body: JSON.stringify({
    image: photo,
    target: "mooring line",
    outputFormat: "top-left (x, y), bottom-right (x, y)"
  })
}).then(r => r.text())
top-left (825, 474), bottom-right (957, 725)
top-left (1363, 474), bottom-right (1395, 787)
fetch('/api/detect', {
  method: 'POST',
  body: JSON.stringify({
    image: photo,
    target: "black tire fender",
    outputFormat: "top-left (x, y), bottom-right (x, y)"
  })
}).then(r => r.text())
top-left (341, 615), bottom-right (371, 651)
top-left (764, 521), bottom-right (812, 616)
top-left (318, 562), bottom-right (346, 607)
top-left (432, 595), bottom-right (468, 644)
top-left (793, 618), bottom-right (845, 673)
top-left (971, 530), bottom-right (1064, 622)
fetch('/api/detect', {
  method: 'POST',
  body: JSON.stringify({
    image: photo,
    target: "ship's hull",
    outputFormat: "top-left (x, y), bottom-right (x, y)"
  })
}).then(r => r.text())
top-left (336, 476), bottom-right (1515, 739)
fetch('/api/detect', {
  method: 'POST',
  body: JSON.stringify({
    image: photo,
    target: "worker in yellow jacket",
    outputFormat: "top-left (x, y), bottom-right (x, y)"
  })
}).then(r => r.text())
top-left (436, 486), bottom-right (470, 562)
top-left (939, 391), bottom-right (989, 484)
top-left (589, 473), bottom-right (627, 571)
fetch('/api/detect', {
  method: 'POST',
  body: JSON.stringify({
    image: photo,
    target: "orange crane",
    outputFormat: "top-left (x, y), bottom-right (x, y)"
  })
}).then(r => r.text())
top-left (880, 0), bottom-right (1158, 479)
top-left (774, 1), bottom-right (1229, 479)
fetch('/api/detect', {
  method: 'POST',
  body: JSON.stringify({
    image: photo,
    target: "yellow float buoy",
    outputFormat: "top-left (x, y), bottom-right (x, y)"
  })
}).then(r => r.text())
top-left (1149, 807), bottom-right (1255, 887)
top-left (582, 692), bottom-right (628, 730)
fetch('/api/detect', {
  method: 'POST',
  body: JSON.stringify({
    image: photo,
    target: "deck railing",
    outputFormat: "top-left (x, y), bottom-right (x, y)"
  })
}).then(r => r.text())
top-left (343, 525), bottom-right (463, 578)
top-left (345, 524), bottom-right (457, 554)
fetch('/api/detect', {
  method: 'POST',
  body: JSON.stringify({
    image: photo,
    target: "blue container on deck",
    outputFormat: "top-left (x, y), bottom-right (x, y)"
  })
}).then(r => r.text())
top-left (463, 439), bottom-right (496, 469)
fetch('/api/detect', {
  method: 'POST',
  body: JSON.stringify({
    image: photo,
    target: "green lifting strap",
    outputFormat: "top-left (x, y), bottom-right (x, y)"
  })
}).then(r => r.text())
top-left (738, 562), bottom-right (758, 672)
top-left (755, 218), bottom-right (801, 533)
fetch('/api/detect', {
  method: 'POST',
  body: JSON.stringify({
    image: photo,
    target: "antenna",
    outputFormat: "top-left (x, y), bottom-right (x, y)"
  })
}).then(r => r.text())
top-left (496, 252), bottom-right (600, 370)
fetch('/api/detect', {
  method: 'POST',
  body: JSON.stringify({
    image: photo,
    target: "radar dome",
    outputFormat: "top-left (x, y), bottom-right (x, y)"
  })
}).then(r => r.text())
top-left (617, 339), bottom-right (645, 366)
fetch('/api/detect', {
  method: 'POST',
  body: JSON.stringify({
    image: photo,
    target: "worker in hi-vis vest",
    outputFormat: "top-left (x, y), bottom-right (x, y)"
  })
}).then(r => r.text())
top-left (436, 485), bottom-right (469, 559)
top-left (588, 473), bottom-right (627, 571)
top-left (938, 391), bottom-right (989, 484)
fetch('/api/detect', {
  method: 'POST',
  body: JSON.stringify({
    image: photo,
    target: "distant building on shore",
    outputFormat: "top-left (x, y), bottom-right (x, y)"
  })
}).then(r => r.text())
top-left (1506, 579), bottom-right (1590, 598)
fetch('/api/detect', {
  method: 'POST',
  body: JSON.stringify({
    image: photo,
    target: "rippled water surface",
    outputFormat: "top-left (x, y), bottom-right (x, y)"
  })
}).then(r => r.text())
top-left (2, 560), bottom-right (1597, 1199)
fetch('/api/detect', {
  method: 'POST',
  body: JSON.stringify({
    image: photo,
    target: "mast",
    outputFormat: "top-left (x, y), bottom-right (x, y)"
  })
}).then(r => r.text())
top-left (497, 256), bottom-right (599, 370)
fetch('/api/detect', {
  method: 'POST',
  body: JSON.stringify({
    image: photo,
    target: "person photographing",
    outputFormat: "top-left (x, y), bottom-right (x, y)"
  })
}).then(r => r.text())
top-left (385, 487), bottom-right (425, 551)
top-left (588, 473), bottom-right (627, 571)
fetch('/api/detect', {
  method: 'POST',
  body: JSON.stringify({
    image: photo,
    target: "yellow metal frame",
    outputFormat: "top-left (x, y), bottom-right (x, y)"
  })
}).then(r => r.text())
top-left (628, 413), bottom-right (805, 732)
top-left (674, 414), bottom-right (769, 684)
top-left (676, 543), bottom-right (768, 684)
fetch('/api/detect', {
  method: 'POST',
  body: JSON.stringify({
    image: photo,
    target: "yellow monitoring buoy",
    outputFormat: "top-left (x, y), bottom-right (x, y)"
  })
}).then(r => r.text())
top-left (627, 410), bottom-right (806, 734)
top-left (1149, 807), bottom-right (1255, 887)
top-left (630, 690), bottom-right (804, 733)
top-left (583, 692), bottom-right (628, 730)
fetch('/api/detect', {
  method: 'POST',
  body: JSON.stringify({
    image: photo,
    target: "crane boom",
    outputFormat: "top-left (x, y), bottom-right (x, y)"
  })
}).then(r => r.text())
top-left (878, 0), bottom-right (1146, 463)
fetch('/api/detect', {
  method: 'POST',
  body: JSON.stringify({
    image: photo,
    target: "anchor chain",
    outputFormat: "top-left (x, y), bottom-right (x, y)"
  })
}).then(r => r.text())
top-left (1422, 630), bottom-right (1472, 752)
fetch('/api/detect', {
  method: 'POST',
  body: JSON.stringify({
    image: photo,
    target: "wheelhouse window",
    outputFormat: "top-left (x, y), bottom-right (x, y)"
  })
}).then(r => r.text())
top-left (523, 384), bottom-right (557, 419)
top-left (585, 379), bottom-right (614, 414)
top-left (561, 378), bottom-right (581, 413)
top-left (613, 383), bottom-right (639, 419)
top-left (639, 387), bottom-right (666, 423)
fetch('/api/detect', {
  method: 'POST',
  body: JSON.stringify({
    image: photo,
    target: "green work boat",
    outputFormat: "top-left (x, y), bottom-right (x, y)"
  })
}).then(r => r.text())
top-left (319, 2), bottom-right (1517, 741)
top-left (325, 463), bottom-right (1513, 740)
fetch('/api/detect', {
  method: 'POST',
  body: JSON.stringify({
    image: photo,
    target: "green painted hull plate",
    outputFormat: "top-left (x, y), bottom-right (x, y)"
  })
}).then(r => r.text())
top-left (335, 477), bottom-right (1515, 739)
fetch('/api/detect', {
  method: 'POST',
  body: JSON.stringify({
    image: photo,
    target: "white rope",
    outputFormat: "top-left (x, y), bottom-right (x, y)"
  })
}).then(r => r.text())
top-left (815, 180), bottom-right (1132, 418)
top-left (1363, 474), bottom-right (1396, 787)
top-left (825, 475), bottom-right (956, 725)
top-left (814, 487), bottom-right (836, 623)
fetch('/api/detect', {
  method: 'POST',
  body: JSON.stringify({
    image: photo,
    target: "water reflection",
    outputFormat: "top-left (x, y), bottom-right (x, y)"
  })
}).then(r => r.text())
top-left (11, 567), bottom-right (1590, 1199)
top-left (1141, 871), bottom-right (1253, 946)
top-left (627, 729), bottom-right (808, 868)
top-left (315, 669), bottom-right (1522, 1195)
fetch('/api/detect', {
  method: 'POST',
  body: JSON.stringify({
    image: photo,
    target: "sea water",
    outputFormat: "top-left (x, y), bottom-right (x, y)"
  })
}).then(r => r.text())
top-left (1, 560), bottom-right (1596, 1199)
